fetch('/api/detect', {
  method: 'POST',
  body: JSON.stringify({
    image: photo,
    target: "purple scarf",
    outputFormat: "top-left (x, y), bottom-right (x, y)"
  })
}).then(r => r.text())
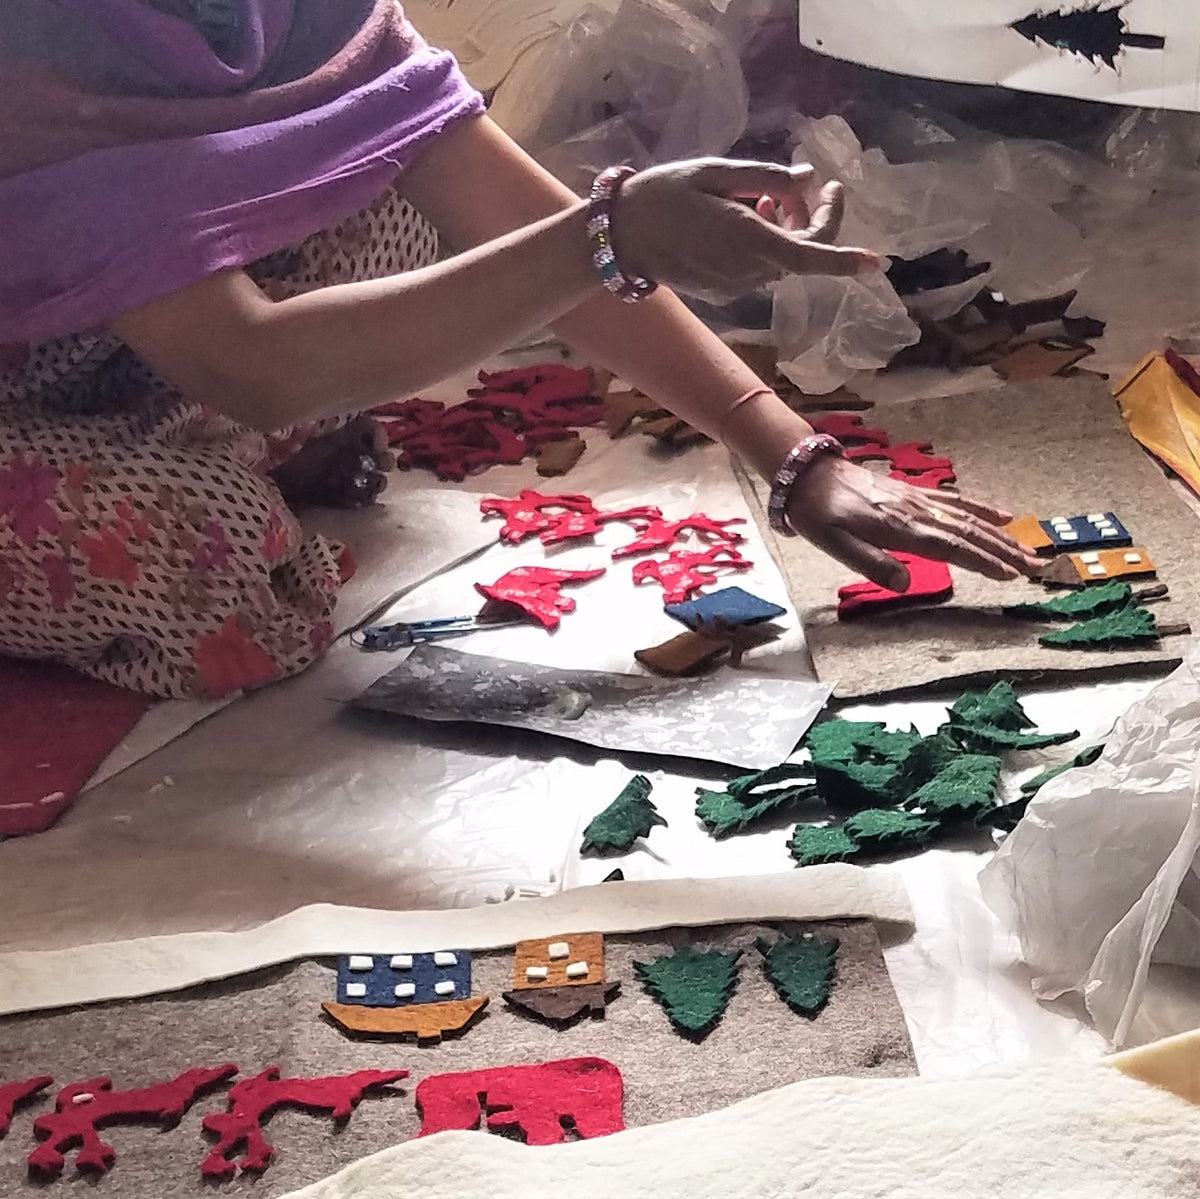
top-left (0, 1), bottom-right (483, 344)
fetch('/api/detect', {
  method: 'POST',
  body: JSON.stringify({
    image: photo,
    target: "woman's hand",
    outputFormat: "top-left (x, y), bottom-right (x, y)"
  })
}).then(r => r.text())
top-left (785, 456), bottom-right (1041, 590)
top-left (615, 159), bottom-right (881, 298)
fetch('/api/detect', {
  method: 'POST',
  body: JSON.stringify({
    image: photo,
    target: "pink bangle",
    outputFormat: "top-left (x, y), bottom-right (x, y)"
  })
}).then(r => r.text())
top-left (587, 167), bottom-right (657, 304)
top-left (767, 434), bottom-right (845, 536)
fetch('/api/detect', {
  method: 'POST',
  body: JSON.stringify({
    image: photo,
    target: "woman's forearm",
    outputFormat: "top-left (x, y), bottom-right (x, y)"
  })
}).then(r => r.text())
top-left (115, 203), bottom-right (601, 431)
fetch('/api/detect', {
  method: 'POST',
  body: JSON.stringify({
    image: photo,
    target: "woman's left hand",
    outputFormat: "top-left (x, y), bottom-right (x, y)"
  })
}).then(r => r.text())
top-left (785, 455), bottom-right (1041, 591)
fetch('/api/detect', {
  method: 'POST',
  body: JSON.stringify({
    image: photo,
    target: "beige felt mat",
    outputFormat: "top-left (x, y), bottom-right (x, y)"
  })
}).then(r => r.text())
top-left (750, 377), bottom-right (1200, 699)
top-left (0, 919), bottom-right (912, 1198)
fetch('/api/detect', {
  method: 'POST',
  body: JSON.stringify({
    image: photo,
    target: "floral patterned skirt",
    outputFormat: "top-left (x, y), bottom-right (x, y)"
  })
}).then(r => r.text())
top-left (0, 188), bottom-right (437, 698)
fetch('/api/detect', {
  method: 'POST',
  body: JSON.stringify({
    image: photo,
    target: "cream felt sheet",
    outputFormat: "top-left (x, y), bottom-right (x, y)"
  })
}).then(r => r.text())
top-left (281, 1058), bottom-right (1200, 1199)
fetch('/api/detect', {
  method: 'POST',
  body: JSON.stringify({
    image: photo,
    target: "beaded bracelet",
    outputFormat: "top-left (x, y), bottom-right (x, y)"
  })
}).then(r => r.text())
top-left (767, 433), bottom-right (845, 536)
top-left (587, 166), bottom-right (657, 304)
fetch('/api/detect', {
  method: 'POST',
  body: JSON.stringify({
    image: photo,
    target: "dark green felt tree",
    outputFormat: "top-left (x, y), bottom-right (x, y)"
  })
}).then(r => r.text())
top-left (1004, 580), bottom-right (1134, 621)
top-left (696, 783), bottom-right (816, 838)
top-left (634, 946), bottom-right (742, 1038)
top-left (1039, 606), bottom-right (1161, 650)
top-left (943, 681), bottom-right (1078, 752)
top-left (807, 720), bottom-right (925, 808)
top-left (727, 763), bottom-right (814, 798)
top-left (580, 775), bottom-right (665, 856)
top-left (1019, 744), bottom-right (1105, 797)
top-left (758, 933), bottom-right (839, 1016)
top-left (843, 808), bottom-right (939, 851)
top-left (788, 823), bottom-right (860, 867)
top-left (905, 754), bottom-right (1001, 821)
top-left (978, 745), bottom-right (1105, 831)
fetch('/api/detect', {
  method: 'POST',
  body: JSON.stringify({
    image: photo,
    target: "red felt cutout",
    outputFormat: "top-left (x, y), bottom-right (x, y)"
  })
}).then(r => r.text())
top-left (0, 1077), bottom-right (52, 1136)
top-left (378, 365), bottom-right (604, 480)
top-left (480, 490), bottom-right (598, 545)
top-left (476, 566), bottom-right (606, 630)
top-left (845, 441), bottom-right (954, 475)
top-left (539, 504), bottom-right (662, 547)
top-left (891, 466), bottom-right (957, 490)
top-left (29, 1066), bottom-right (237, 1176)
top-left (632, 547), bottom-right (752, 604)
top-left (416, 1057), bottom-right (624, 1145)
top-left (836, 553), bottom-right (953, 619)
top-left (200, 1067), bottom-right (406, 1179)
top-left (0, 658), bottom-right (151, 839)
top-left (611, 514), bottom-right (746, 560)
top-left (807, 413), bottom-right (890, 445)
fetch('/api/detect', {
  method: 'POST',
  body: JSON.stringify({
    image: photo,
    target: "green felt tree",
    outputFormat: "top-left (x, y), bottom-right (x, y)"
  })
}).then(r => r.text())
top-left (758, 933), bottom-right (839, 1016)
top-left (727, 763), bottom-right (813, 799)
top-left (978, 745), bottom-right (1106, 832)
top-left (894, 731), bottom-right (962, 793)
top-left (696, 783), bottom-right (817, 838)
top-left (580, 775), bottom-right (665, 856)
top-left (842, 808), bottom-right (939, 851)
top-left (943, 681), bottom-right (1078, 753)
top-left (633, 946), bottom-right (742, 1038)
top-left (807, 720), bottom-right (925, 808)
top-left (904, 754), bottom-right (1001, 821)
top-left (788, 823), bottom-right (860, 867)
top-left (1004, 581), bottom-right (1134, 621)
top-left (1039, 606), bottom-right (1160, 649)
top-left (1019, 744), bottom-right (1105, 797)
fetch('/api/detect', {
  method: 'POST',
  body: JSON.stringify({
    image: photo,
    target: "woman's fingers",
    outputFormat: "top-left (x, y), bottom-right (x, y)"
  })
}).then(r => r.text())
top-left (916, 488), bottom-right (1013, 526)
top-left (804, 181), bottom-right (844, 244)
top-left (821, 528), bottom-right (912, 591)
top-left (692, 159), bottom-right (815, 200)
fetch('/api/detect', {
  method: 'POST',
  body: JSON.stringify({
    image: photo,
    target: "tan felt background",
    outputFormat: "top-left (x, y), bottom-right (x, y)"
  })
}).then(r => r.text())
top-left (750, 378), bottom-right (1200, 699)
top-left (0, 920), bottom-right (912, 1199)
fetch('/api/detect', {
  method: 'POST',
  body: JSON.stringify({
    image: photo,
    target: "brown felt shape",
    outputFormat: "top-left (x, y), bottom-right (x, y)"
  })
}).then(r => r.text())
top-left (992, 342), bottom-right (1092, 382)
top-left (1040, 547), bottom-right (1157, 586)
top-left (744, 379), bottom-right (1200, 699)
top-left (512, 933), bottom-right (606, 991)
top-left (635, 630), bottom-right (729, 676)
top-left (640, 416), bottom-right (707, 447)
top-left (322, 997), bottom-right (489, 1041)
top-left (502, 982), bottom-right (621, 1023)
top-left (1004, 514), bottom-right (1054, 553)
top-left (604, 391), bottom-right (665, 437)
top-left (535, 436), bottom-right (586, 476)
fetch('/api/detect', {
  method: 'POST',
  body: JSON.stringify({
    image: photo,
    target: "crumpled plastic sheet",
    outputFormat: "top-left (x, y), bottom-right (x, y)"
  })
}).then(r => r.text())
top-left (981, 648), bottom-right (1200, 1049)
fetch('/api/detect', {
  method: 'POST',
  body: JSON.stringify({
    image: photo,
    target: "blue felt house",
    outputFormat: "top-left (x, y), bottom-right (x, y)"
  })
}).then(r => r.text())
top-left (336, 951), bottom-right (473, 1007)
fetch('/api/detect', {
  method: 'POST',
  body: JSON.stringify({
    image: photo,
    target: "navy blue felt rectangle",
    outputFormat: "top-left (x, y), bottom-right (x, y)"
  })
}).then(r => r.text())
top-left (665, 586), bottom-right (787, 630)
top-left (336, 951), bottom-right (473, 1007)
top-left (1038, 513), bottom-right (1132, 552)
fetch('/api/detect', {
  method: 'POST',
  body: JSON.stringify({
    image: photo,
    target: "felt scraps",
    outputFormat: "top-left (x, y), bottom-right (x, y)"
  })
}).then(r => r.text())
top-left (379, 364), bottom-right (604, 481)
top-left (536, 435), bottom-right (587, 476)
top-left (806, 412), bottom-right (890, 445)
top-left (28, 1066), bottom-right (238, 1176)
top-left (504, 932), bottom-right (619, 1024)
top-left (980, 744), bottom-right (1105, 832)
top-left (632, 546), bottom-right (753, 604)
top-left (415, 1058), bottom-right (625, 1144)
top-left (757, 933), bottom-right (839, 1017)
top-left (695, 764), bottom-right (817, 838)
top-left (945, 681), bottom-right (1079, 752)
top-left (634, 947), bottom-right (742, 1040)
top-left (0, 1077), bottom-right (52, 1137)
top-left (844, 440), bottom-right (955, 478)
top-left (479, 491), bottom-right (599, 545)
top-left (475, 566), bottom-right (606, 631)
top-left (200, 1068), bottom-right (406, 1178)
top-left (580, 776), bottom-right (666, 856)
top-left (836, 554), bottom-right (953, 620)
top-left (611, 515), bottom-right (745, 560)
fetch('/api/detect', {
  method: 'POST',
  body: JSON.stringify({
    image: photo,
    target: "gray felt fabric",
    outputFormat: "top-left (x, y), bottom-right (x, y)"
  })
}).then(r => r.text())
top-left (748, 378), bottom-right (1200, 699)
top-left (0, 920), bottom-right (912, 1198)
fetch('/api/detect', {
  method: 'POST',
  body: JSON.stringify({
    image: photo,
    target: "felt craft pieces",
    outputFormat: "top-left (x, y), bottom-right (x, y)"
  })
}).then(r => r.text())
top-left (836, 553), bottom-right (954, 620)
top-left (1037, 512), bottom-right (1133, 553)
top-left (944, 681), bottom-right (1079, 752)
top-left (806, 413), bottom-right (890, 445)
top-left (633, 946), bottom-right (742, 1039)
top-left (806, 721), bottom-right (925, 809)
top-left (634, 629), bottom-right (734, 677)
top-left (758, 933), bottom-right (839, 1017)
top-left (992, 342), bottom-right (1094, 382)
top-left (475, 566), bottom-right (606, 631)
top-left (580, 775), bottom-right (666, 856)
top-left (0, 1077), bottom-right (52, 1137)
top-left (502, 982), bottom-right (622, 1025)
top-left (479, 490), bottom-right (600, 545)
top-left (632, 546), bottom-right (753, 604)
top-left (28, 1066), bottom-right (238, 1177)
top-left (539, 505), bottom-right (664, 548)
top-left (200, 1068), bottom-right (407, 1179)
top-left (610, 515), bottom-right (745, 560)
top-left (415, 1058), bottom-right (625, 1145)
top-left (511, 933), bottom-right (607, 991)
top-left (639, 416), bottom-right (709, 448)
top-left (1020, 744), bottom-right (1106, 798)
top-left (788, 823), bottom-right (860, 867)
top-left (893, 465), bottom-right (958, 490)
top-left (1040, 547), bottom-right (1157, 587)
top-left (0, 658), bottom-right (151, 839)
top-left (335, 951), bottom-right (473, 1007)
top-left (665, 586), bottom-right (786, 630)
top-left (1004, 579), bottom-right (1139, 620)
top-left (979, 744), bottom-right (1107, 833)
top-left (323, 997), bottom-right (490, 1041)
top-left (844, 441), bottom-right (954, 475)
top-left (535, 436), bottom-right (586, 476)
top-left (1040, 607), bottom-right (1189, 650)
top-left (842, 808), bottom-right (940, 851)
top-left (603, 389), bottom-right (669, 437)
top-left (696, 782), bottom-right (817, 838)
top-left (902, 754), bottom-right (1002, 820)
top-left (1004, 514), bottom-right (1055, 553)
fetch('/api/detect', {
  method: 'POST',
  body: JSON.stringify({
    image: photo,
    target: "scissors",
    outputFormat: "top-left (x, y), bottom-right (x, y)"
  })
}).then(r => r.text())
top-left (355, 612), bottom-right (526, 651)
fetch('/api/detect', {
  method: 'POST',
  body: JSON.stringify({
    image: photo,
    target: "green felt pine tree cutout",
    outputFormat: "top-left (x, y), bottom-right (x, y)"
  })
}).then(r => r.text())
top-left (1004, 581), bottom-right (1134, 621)
top-left (978, 745), bottom-right (1106, 832)
top-left (807, 720), bottom-right (925, 808)
top-left (580, 774), bottom-right (665, 856)
top-left (788, 823), bottom-right (860, 867)
top-left (904, 754), bottom-right (1001, 821)
top-left (696, 783), bottom-right (817, 838)
top-left (757, 932), bottom-right (839, 1016)
top-left (842, 808), bottom-right (939, 851)
top-left (727, 763), bottom-right (813, 799)
top-left (633, 946), bottom-right (742, 1039)
top-left (1039, 606), bottom-right (1161, 649)
top-left (943, 681), bottom-right (1078, 753)
top-left (1019, 744), bottom-right (1105, 797)
top-left (894, 731), bottom-right (962, 793)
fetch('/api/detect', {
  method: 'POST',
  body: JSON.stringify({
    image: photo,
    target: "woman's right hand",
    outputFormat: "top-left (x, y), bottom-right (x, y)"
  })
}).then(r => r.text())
top-left (614, 158), bottom-right (882, 299)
